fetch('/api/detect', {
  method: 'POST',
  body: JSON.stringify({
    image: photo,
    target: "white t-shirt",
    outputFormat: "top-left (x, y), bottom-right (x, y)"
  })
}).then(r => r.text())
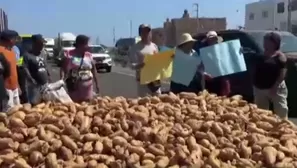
top-left (128, 41), bottom-right (158, 79)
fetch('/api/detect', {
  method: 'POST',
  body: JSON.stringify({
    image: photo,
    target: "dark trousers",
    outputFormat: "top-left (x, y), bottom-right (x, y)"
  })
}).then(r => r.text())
top-left (0, 76), bottom-right (7, 112)
top-left (17, 67), bottom-right (28, 104)
top-left (170, 74), bottom-right (204, 94)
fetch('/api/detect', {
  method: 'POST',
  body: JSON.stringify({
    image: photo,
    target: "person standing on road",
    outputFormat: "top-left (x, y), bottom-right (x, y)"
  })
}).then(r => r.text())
top-left (23, 34), bottom-right (52, 105)
top-left (0, 41), bottom-right (10, 111)
top-left (253, 32), bottom-right (288, 119)
top-left (202, 31), bottom-right (230, 96)
top-left (129, 24), bottom-right (161, 97)
top-left (14, 35), bottom-right (29, 103)
top-left (0, 30), bottom-right (21, 111)
top-left (170, 33), bottom-right (205, 94)
top-left (60, 35), bottom-right (100, 102)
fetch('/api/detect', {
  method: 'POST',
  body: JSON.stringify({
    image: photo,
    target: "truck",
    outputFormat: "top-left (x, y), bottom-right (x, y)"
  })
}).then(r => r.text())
top-left (44, 38), bottom-right (55, 59)
top-left (53, 32), bottom-right (76, 65)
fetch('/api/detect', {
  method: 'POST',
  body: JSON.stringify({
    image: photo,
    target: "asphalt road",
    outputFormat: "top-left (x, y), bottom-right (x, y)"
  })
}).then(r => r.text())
top-left (48, 61), bottom-right (170, 98)
top-left (48, 60), bottom-right (297, 124)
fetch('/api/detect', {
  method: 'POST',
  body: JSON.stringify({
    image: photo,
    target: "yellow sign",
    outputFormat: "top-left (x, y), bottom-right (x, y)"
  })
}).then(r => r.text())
top-left (140, 49), bottom-right (175, 84)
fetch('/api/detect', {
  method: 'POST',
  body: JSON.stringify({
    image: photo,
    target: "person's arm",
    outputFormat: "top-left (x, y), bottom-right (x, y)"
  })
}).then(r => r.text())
top-left (90, 56), bottom-right (100, 93)
top-left (23, 55), bottom-right (36, 84)
top-left (60, 51), bottom-right (68, 80)
top-left (128, 46), bottom-right (138, 69)
top-left (272, 53), bottom-right (287, 90)
top-left (0, 53), bottom-right (10, 79)
top-left (43, 51), bottom-right (51, 82)
top-left (128, 45), bottom-right (145, 70)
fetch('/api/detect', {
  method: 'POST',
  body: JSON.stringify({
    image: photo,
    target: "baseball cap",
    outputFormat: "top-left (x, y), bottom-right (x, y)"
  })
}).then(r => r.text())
top-left (206, 31), bottom-right (218, 38)
top-left (0, 30), bottom-right (19, 41)
top-left (138, 24), bottom-right (151, 35)
top-left (32, 34), bottom-right (46, 43)
top-left (139, 24), bottom-right (151, 30)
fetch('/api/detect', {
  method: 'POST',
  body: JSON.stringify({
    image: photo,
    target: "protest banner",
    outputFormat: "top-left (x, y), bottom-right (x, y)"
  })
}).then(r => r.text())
top-left (171, 49), bottom-right (201, 86)
top-left (140, 49), bottom-right (174, 84)
top-left (200, 39), bottom-right (247, 78)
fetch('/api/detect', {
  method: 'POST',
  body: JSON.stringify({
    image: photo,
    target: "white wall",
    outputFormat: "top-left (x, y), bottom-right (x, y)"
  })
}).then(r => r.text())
top-left (246, 0), bottom-right (297, 31)
top-left (245, 0), bottom-right (276, 30)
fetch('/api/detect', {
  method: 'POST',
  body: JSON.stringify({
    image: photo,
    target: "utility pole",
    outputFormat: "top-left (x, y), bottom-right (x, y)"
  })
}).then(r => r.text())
top-left (113, 27), bottom-right (116, 45)
top-left (130, 20), bottom-right (133, 38)
top-left (288, 0), bottom-right (292, 32)
top-left (96, 36), bottom-right (100, 44)
top-left (193, 3), bottom-right (199, 18)
top-left (193, 3), bottom-right (199, 32)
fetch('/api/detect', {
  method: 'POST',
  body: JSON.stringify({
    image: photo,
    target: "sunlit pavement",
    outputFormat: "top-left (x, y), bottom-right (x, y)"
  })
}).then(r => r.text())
top-left (47, 60), bottom-right (297, 125)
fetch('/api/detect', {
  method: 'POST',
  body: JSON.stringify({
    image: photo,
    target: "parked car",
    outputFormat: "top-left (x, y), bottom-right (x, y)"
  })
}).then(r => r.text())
top-left (193, 30), bottom-right (297, 116)
top-left (89, 45), bottom-right (113, 72)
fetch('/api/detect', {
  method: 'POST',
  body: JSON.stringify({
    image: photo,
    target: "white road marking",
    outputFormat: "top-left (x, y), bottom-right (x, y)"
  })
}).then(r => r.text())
top-left (112, 70), bottom-right (135, 77)
top-left (52, 68), bottom-right (59, 73)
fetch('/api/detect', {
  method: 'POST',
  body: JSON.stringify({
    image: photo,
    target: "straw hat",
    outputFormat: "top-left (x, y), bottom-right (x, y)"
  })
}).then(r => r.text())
top-left (177, 33), bottom-right (196, 46)
top-left (203, 31), bottom-right (223, 43)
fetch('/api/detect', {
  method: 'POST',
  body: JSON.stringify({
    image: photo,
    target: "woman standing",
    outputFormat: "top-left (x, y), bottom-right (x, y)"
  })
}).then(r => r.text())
top-left (203, 31), bottom-right (230, 96)
top-left (60, 35), bottom-right (100, 102)
top-left (253, 32), bottom-right (288, 119)
top-left (170, 33), bottom-right (204, 94)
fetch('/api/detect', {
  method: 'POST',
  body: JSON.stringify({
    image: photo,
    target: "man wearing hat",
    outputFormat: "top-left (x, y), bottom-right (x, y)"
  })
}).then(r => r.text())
top-left (129, 24), bottom-right (161, 97)
top-left (203, 31), bottom-right (230, 96)
top-left (23, 34), bottom-right (51, 104)
top-left (0, 30), bottom-right (21, 111)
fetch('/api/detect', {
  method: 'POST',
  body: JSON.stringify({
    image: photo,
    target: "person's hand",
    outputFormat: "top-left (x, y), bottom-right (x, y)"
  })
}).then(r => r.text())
top-left (48, 77), bottom-right (52, 83)
top-left (30, 78), bottom-right (37, 85)
top-left (18, 88), bottom-right (22, 95)
top-left (95, 85), bottom-right (100, 94)
top-left (204, 73), bottom-right (212, 80)
top-left (198, 63), bottom-right (204, 71)
top-left (135, 63), bottom-right (145, 69)
top-left (269, 85), bottom-right (278, 96)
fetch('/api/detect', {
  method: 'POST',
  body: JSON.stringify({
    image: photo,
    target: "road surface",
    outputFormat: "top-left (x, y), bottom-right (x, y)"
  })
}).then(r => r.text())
top-left (48, 61), bottom-right (297, 124)
top-left (48, 61), bottom-right (169, 98)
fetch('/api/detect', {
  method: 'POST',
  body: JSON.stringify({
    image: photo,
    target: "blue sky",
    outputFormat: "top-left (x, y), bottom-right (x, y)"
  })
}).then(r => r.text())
top-left (1, 0), bottom-right (258, 45)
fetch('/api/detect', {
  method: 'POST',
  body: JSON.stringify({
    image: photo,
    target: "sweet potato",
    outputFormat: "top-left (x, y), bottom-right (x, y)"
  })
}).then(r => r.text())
top-left (262, 146), bottom-right (277, 165)
top-left (0, 91), bottom-right (296, 167)
top-left (61, 135), bottom-right (78, 151)
top-left (29, 151), bottom-right (44, 165)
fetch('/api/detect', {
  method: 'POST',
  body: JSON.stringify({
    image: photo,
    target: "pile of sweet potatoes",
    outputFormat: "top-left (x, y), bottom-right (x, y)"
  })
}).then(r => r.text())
top-left (0, 91), bottom-right (297, 168)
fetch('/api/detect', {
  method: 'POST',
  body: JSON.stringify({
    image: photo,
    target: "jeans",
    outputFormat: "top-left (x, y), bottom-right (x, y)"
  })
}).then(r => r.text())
top-left (137, 83), bottom-right (161, 97)
top-left (28, 83), bottom-right (47, 105)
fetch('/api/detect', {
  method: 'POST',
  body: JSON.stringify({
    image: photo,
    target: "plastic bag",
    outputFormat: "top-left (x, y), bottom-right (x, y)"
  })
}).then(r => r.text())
top-left (42, 80), bottom-right (73, 103)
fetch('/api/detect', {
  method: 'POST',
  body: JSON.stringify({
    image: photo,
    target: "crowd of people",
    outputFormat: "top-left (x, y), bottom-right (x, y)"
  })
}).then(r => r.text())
top-left (0, 26), bottom-right (288, 119)
top-left (0, 30), bottom-right (100, 112)
top-left (129, 24), bottom-right (288, 119)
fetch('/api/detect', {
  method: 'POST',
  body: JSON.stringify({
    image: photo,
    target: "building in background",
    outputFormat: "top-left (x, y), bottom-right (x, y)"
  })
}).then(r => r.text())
top-left (152, 10), bottom-right (226, 47)
top-left (0, 8), bottom-right (8, 32)
top-left (245, 0), bottom-right (297, 33)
